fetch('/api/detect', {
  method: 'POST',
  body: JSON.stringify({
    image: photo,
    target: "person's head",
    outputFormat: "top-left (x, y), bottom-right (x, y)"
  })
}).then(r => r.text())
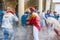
top-left (25, 8), bottom-right (31, 14)
top-left (34, 6), bottom-right (38, 10)
top-left (53, 11), bottom-right (58, 16)
top-left (50, 11), bottom-right (54, 14)
top-left (53, 11), bottom-right (57, 14)
top-left (37, 10), bottom-right (40, 15)
top-left (7, 7), bottom-right (14, 12)
top-left (47, 10), bottom-right (51, 14)
top-left (6, 7), bottom-right (14, 15)
top-left (50, 11), bottom-right (57, 15)
top-left (29, 7), bottom-right (35, 13)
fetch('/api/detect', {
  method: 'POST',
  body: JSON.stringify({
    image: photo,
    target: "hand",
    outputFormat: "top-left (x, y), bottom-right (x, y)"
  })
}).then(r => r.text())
top-left (26, 16), bottom-right (30, 20)
top-left (26, 21), bottom-right (29, 25)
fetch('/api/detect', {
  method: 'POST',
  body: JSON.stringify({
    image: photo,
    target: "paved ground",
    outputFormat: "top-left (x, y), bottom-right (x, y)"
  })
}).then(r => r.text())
top-left (0, 25), bottom-right (60, 40)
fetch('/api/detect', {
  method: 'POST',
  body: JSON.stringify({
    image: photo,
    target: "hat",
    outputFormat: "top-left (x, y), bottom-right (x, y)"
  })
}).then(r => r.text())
top-left (25, 8), bottom-right (31, 13)
top-left (29, 7), bottom-right (35, 11)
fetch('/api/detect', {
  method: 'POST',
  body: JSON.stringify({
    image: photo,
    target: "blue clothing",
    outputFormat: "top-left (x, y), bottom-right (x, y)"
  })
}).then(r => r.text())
top-left (45, 13), bottom-right (50, 18)
top-left (15, 12), bottom-right (18, 17)
top-left (54, 15), bottom-right (59, 20)
top-left (58, 16), bottom-right (60, 23)
top-left (21, 13), bottom-right (30, 26)
top-left (40, 19), bottom-right (46, 27)
top-left (4, 29), bottom-right (9, 40)
top-left (45, 13), bottom-right (59, 19)
top-left (3, 28), bottom-right (14, 40)
top-left (49, 14), bottom-right (55, 17)
top-left (0, 10), bottom-right (3, 21)
top-left (0, 10), bottom-right (3, 28)
top-left (45, 13), bottom-right (55, 18)
top-left (40, 13), bottom-right (46, 27)
top-left (49, 14), bottom-right (59, 20)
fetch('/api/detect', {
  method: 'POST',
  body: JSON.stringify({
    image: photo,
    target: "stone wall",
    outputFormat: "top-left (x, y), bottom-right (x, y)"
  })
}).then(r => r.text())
top-left (3, 0), bottom-right (17, 10)
top-left (24, 0), bottom-right (38, 10)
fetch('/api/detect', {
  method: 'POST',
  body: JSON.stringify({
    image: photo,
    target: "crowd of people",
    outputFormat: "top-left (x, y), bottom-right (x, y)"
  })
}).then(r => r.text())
top-left (21, 7), bottom-right (60, 40)
top-left (0, 6), bottom-right (60, 40)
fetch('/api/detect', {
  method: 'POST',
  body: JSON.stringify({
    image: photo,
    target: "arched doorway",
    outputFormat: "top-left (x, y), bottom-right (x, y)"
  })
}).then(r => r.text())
top-left (0, 0), bottom-right (3, 10)
top-left (43, 0), bottom-right (46, 11)
top-left (15, 0), bottom-right (18, 17)
top-left (15, 4), bottom-right (18, 17)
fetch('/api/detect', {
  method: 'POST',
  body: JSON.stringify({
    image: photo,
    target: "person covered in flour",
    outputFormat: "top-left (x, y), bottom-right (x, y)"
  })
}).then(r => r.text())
top-left (1, 7), bottom-right (18, 40)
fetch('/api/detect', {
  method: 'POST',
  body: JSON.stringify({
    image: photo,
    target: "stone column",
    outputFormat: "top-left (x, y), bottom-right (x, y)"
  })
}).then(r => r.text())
top-left (39, 0), bottom-right (43, 16)
top-left (50, 0), bottom-right (54, 11)
top-left (45, 0), bottom-right (51, 11)
top-left (18, 0), bottom-right (24, 25)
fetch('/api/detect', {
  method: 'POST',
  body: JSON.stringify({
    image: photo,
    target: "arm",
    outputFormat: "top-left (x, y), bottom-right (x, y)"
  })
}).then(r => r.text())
top-left (34, 17), bottom-right (41, 31)
top-left (13, 15), bottom-right (19, 24)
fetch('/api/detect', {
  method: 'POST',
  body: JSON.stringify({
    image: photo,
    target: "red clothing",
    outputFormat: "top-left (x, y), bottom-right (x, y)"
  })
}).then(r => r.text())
top-left (7, 11), bottom-right (14, 15)
top-left (29, 12), bottom-right (41, 31)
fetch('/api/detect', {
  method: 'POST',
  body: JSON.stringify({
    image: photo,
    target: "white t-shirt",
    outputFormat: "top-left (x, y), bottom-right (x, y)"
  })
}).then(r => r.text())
top-left (1, 12), bottom-right (18, 29)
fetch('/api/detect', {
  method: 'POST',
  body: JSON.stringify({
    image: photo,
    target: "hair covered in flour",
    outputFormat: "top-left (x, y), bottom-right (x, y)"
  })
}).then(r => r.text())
top-left (7, 7), bottom-right (15, 15)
